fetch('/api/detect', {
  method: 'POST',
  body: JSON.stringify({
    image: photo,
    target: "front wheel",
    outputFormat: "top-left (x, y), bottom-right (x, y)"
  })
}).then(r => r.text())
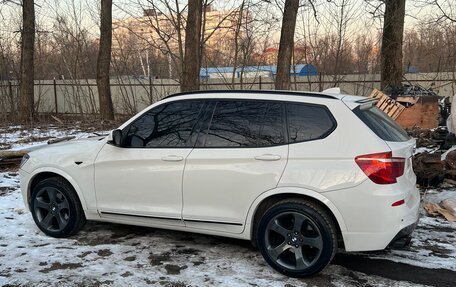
top-left (256, 199), bottom-right (337, 277)
top-left (30, 177), bottom-right (86, 238)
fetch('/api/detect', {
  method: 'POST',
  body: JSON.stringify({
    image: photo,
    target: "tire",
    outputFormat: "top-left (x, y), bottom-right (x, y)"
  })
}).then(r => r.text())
top-left (256, 199), bottom-right (337, 277)
top-left (30, 177), bottom-right (86, 238)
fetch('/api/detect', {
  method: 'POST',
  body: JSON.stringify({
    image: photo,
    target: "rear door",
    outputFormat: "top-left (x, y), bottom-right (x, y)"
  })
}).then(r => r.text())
top-left (182, 99), bottom-right (288, 234)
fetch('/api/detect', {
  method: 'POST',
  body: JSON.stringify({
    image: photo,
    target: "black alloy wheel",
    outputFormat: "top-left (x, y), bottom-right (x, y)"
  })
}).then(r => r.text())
top-left (33, 186), bottom-right (70, 232)
top-left (30, 177), bottom-right (86, 238)
top-left (257, 200), bottom-right (337, 277)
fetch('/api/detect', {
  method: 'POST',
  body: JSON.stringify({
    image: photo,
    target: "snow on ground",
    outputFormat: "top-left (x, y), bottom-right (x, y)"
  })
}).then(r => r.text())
top-left (0, 125), bottom-right (455, 286)
top-left (359, 188), bottom-right (456, 272)
top-left (0, 125), bottom-right (110, 151)
top-left (414, 147), bottom-right (439, 155)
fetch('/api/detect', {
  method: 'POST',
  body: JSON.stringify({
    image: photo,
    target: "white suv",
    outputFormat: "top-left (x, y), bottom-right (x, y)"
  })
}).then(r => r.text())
top-left (19, 90), bottom-right (420, 277)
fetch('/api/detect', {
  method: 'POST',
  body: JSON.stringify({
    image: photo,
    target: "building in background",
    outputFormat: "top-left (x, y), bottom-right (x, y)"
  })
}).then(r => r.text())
top-left (112, 5), bottom-right (250, 78)
top-left (252, 45), bottom-right (310, 66)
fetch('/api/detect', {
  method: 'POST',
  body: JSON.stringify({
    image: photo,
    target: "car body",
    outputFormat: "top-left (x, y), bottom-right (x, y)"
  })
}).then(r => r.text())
top-left (19, 90), bottom-right (420, 277)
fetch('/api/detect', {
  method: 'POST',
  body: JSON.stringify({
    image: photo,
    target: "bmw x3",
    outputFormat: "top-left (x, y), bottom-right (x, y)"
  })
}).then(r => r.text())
top-left (19, 90), bottom-right (420, 277)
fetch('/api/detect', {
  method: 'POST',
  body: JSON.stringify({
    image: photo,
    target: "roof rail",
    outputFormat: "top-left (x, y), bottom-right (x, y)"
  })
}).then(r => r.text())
top-left (163, 90), bottom-right (339, 100)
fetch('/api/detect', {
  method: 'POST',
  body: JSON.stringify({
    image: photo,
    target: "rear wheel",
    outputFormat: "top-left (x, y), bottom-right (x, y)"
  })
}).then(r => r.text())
top-left (30, 177), bottom-right (86, 238)
top-left (256, 199), bottom-right (337, 277)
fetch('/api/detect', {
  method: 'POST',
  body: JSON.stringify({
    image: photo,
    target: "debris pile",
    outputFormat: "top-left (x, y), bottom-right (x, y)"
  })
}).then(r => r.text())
top-left (369, 85), bottom-right (442, 129)
top-left (0, 150), bottom-right (28, 170)
top-left (407, 126), bottom-right (456, 187)
top-left (407, 127), bottom-right (447, 148)
top-left (425, 199), bottom-right (456, 222)
top-left (413, 152), bottom-right (445, 187)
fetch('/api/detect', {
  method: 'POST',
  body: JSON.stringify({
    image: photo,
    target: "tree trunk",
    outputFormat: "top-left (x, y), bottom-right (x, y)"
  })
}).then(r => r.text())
top-left (275, 0), bottom-right (299, 90)
top-left (19, 0), bottom-right (35, 122)
top-left (181, 0), bottom-right (203, 92)
top-left (380, 0), bottom-right (406, 93)
top-left (97, 0), bottom-right (114, 120)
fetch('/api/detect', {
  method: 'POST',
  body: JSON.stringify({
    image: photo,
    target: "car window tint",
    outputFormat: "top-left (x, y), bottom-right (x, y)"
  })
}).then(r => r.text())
top-left (203, 100), bottom-right (285, 148)
top-left (259, 103), bottom-right (285, 146)
top-left (126, 100), bottom-right (204, 148)
top-left (287, 103), bottom-right (335, 143)
top-left (354, 105), bottom-right (410, 142)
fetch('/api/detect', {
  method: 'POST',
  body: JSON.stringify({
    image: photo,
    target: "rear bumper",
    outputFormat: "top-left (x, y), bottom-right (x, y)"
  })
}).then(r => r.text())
top-left (324, 179), bottom-right (421, 252)
top-left (388, 219), bottom-right (419, 248)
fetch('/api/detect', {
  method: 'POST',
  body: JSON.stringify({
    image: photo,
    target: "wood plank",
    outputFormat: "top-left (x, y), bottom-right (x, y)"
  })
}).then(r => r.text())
top-left (388, 105), bottom-right (399, 116)
top-left (392, 106), bottom-right (405, 120)
top-left (369, 88), bottom-right (406, 120)
top-left (0, 150), bottom-right (28, 159)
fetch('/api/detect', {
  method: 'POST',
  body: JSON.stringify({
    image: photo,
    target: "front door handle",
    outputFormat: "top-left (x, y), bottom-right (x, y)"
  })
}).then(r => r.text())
top-left (161, 155), bottom-right (184, 162)
top-left (254, 154), bottom-right (281, 161)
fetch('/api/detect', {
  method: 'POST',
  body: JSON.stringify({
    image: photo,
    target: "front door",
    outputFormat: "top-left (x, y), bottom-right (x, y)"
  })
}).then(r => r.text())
top-left (94, 99), bottom-right (206, 225)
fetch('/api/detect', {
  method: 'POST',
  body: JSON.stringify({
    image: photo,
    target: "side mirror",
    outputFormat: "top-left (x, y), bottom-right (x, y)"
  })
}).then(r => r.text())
top-left (111, 129), bottom-right (124, 147)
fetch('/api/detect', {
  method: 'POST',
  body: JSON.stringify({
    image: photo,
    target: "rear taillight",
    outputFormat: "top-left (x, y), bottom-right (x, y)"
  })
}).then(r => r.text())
top-left (355, 152), bottom-right (405, 184)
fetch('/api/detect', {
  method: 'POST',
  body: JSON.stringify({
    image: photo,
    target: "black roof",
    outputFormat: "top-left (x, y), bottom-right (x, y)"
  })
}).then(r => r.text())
top-left (163, 90), bottom-right (338, 100)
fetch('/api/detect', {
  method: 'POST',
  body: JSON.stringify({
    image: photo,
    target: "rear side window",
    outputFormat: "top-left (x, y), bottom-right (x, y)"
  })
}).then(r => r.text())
top-left (354, 105), bottom-right (410, 142)
top-left (286, 103), bottom-right (336, 143)
top-left (202, 100), bottom-right (285, 148)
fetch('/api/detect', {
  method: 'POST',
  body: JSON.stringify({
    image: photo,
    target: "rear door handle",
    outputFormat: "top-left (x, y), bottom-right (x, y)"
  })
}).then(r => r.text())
top-left (254, 154), bottom-right (281, 161)
top-left (161, 155), bottom-right (184, 162)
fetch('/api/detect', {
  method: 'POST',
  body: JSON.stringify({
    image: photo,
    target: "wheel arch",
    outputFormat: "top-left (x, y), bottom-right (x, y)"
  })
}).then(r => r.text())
top-left (27, 168), bottom-right (88, 210)
top-left (247, 187), bottom-right (347, 248)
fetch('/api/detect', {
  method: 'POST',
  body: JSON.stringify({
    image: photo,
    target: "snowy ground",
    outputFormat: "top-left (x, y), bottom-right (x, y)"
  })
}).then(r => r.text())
top-left (0, 126), bottom-right (455, 286)
top-left (0, 125), bottom-right (109, 151)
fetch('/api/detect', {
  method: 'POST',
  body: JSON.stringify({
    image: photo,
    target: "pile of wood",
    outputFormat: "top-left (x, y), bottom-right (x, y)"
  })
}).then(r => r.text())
top-left (425, 199), bottom-right (456, 222)
top-left (413, 152), bottom-right (445, 187)
top-left (0, 150), bottom-right (28, 169)
top-left (369, 89), bottom-right (405, 120)
top-left (406, 127), bottom-right (448, 148)
top-left (413, 149), bottom-right (456, 187)
top-left (369, 87), bottom-right (441, 129)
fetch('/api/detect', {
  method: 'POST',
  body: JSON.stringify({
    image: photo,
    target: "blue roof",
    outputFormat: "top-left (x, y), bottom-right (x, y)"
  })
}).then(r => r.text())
top-left (405, 66), bottom-right (419, 74)
top-left (200, 64), bottom-right (317, 78)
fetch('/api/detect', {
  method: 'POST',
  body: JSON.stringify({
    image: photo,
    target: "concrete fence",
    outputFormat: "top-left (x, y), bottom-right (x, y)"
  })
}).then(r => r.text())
top-left (0, 73), bottom-right (455, 117)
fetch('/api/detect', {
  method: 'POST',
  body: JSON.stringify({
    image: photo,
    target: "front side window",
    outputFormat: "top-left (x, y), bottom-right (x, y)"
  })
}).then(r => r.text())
top-left (125, 100), bottom-right (205, 148)
top-left (287, 103), bottom-right (336, 143)
top-left (201, 100), bottom-right (285, 148)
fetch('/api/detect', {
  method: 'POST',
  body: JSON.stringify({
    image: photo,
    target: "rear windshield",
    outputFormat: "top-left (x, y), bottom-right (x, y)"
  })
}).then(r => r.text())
top-left (353, 105), bottom-right (410, 142)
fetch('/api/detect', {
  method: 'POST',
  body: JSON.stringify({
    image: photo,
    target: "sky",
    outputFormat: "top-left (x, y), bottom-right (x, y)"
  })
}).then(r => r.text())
top-left (0, 0), bottom-right (449, 45)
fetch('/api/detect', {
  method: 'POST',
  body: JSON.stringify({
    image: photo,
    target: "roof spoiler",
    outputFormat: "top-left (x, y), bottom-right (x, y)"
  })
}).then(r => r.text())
top-left (356, 97), bottom-right (377, 104)
top-left (357, 98), bottom-right (378, 110)
top-left (322, 87), bottom-right (341, 94)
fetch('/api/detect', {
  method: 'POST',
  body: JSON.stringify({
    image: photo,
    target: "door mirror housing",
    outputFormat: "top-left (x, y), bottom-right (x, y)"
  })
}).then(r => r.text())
top-left (111, 129), bottom-right (124, 147)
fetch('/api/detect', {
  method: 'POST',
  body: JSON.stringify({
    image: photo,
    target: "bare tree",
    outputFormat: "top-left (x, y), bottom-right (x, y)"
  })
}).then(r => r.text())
top-left (19, 0), bottom-right (35, 122)
top-left (181, 0), bottom-right (203, 92)
top-left (97, 0), bottom-right (114, 120)
top-left (353, 34), bottom-right (376, 74)
top-left (322, 0), bottom-right (362, 83)
top-left (275, 0), bottom-right (299, 90)
top-left (426, 0), bottom-right (456, 23)
top-left (201, 0), bottom-right (278, 89)
top-left (380, 0), bottom-right (406, 92)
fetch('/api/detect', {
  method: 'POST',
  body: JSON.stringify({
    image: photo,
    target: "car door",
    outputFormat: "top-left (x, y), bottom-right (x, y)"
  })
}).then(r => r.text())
top-left (182, 99), bottom-right (288, 234)
top-left (94, 99), bottom-right (205, 225)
